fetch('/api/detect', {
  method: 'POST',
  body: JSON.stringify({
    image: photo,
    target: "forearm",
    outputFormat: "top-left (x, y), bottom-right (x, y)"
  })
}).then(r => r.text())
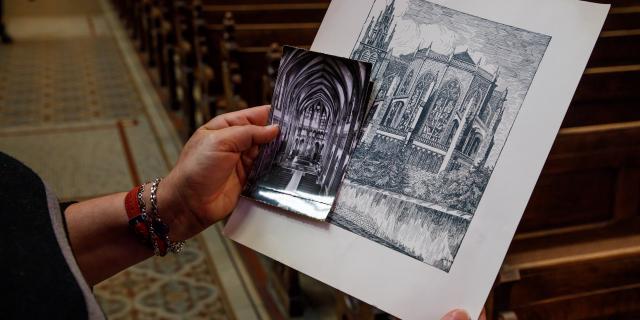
top-left (65, 192), bottom-right (152, 286)
top-left (62, 107), bottom-right (279, 286)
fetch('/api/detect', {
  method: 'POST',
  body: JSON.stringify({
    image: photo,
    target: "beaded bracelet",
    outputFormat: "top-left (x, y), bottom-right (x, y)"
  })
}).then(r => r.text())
top-left (124, 185), bottom-right (149, 244)
top-left (124, 178), bottom-right (184, 256)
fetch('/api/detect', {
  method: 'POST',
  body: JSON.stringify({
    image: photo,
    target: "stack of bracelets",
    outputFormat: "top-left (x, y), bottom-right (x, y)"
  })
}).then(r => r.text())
top-left (124, 178), bottom-right (184, 256)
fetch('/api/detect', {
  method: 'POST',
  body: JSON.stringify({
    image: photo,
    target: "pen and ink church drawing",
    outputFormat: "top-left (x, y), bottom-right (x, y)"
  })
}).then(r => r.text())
top-left (353, 0), bottom-right (506, 173)
top-left (330, 0), bottom-right (550, 271)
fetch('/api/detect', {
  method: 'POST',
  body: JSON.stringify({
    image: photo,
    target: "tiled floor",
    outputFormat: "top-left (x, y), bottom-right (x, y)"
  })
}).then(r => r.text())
top-left (0, 124), bottom-right (132, 199)
top-left (0, 0), bottom-right (266, 319)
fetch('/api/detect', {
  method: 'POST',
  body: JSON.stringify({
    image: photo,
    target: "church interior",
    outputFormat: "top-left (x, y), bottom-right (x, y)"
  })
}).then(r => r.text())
top-left (0, 0), bottom-right (639, 319)
top-left (248, 46), bottom-right (369, 202)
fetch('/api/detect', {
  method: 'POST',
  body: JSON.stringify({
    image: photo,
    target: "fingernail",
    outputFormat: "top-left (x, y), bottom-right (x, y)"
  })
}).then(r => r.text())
top-left (442, 309), bottom-right (470, 320)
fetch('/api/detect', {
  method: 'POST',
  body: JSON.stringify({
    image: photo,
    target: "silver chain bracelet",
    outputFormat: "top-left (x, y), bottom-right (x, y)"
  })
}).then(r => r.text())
top-left (149, 178), bottom-right (185, 255)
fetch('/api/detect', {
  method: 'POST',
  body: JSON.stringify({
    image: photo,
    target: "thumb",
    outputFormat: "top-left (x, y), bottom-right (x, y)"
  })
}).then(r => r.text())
top-left (213, 124), bottom-right (279, 153)
top-left (441, 309), bottom-right (470, 320)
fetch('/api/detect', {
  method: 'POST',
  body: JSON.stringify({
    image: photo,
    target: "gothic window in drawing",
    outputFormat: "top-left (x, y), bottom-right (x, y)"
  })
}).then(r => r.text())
top-left (446, 120), bottom-right (460, 145)
top-left (479, 99), bottom-right (491, 123)
top-left (423, 79), bottom-right (460, 141)
top-left (383, 101), bottom-right (404, 127)
top-left (462, 89), bottom-right (482, 114)
top-left (409, 73), bottom-right (435, 107)
top-left (463, 131), bottom-right (483, 157)
top-left (396, 69), bottom-right (414, 95)
top-left (369, 29), bottom-right (378, 45)
top-left (377, 76), bottom-right (393, 99)
top-left (398, 107), bottom-right (412, 129)
top-left (362, 50), bottom-right (372, 63)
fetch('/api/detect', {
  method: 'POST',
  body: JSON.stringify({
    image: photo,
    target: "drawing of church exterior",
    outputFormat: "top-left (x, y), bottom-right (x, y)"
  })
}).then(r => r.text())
top-left (352, 0), bottom-right (508, 173)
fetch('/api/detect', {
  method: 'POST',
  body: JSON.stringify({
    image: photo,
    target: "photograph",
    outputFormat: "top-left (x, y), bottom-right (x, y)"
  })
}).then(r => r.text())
top-left (329, 0), bottom-right (551, 271)
top-left (244, 46), bottom-right (372, 220)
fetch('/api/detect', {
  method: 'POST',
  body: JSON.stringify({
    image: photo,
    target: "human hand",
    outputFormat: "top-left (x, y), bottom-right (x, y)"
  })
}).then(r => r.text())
top-left (440, 309), bottom-right (487, 320)
top-left (159, 105), bottom-right (278, 241)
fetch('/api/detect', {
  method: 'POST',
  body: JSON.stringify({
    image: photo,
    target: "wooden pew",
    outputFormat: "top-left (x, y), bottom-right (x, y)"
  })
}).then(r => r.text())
top-left (496, 236), bottom-right (640, 319)
top-left (203, 0), bottom-right (329, 4)
top-left (564, 67), bottom-right (640, 127)
top-left (196, 0), bottom-right (324, 105)
top-left (169, 0), bottom-right (203, 135)
top-left (262, 43), bottom-right (282, 105)
top-left (561, 3), bottom-right (640, 128)
top-left (492, 2), bottom-right (640, 317)
top-left (201, 3), bottom-right (329, 25)
top-left (217, 12), bottom-right (248, 114)
top-left (207, 23), bottom-right (318, 106)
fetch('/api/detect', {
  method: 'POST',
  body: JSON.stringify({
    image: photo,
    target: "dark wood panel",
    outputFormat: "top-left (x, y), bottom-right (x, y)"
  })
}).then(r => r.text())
top-left (508, 255), bottom-right (640, 306)
top-left (200, 0), bottom-right (330, 5)
top-left (562, 100), bottom-right (640, 128)
top-left (238, 50), bottom-right (269, 106)
top-left (509, 284), bottom-right (640, 320)
top-left (510, 220), bottom-right (640, 256)
top-left (518, 169), bottom-right (617, 233)
top-left (573, 70), bottom-right (640, 103)
top-left (589, 0), bottom-right (640, 7)
top-left (548, 124), bottom-right (640, 157)
top-left (587, 34), bottom-right (640, 67)
top-left (603, 10), bottom-right (640, 31)
top-left (202, 7), bottom-right (328, 24)
top-left (206, 24), bottom-right (319, 47)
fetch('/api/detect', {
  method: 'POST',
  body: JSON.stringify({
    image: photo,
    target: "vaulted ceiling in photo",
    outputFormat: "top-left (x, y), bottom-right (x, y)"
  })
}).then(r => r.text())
top-left (276, 48), bottom-right (370, 122)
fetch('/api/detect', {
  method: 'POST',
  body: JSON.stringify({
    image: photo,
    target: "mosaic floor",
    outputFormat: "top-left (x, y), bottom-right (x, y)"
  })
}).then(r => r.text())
top-left (0, 1), bottom-right (265, 319)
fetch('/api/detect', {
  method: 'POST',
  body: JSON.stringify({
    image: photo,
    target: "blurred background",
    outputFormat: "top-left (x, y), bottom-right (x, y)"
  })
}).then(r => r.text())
top-left (0, 0), bottom-right (638, 319)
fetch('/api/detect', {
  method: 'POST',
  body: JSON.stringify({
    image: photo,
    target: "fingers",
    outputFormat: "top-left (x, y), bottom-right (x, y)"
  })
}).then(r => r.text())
top-left (203, 105), bottom-right (272, 130)
top-left (478, 309), bottom-right (486, 320)
top-left (213, 124), bottom-right (279, 153)
top-left (441, 309), bottom-right (470, 320)
top-left (240, 145), bottom-right (261, 175)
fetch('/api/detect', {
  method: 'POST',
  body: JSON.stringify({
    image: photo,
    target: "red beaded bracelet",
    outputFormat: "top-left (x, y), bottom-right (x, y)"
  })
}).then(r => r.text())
top-left (124, 181), bottom-right (184, 256)
top-left (124, 186), bottom-right (150, 244)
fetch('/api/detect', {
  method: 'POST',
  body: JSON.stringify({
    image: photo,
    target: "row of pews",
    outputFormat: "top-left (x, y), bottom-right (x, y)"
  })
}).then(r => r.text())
top-left (110, 0), bottom-right (329, 138)
top-left (111, 0), bottom-right (640, 319)
top-left (495, 1), bottom-right (640, 318)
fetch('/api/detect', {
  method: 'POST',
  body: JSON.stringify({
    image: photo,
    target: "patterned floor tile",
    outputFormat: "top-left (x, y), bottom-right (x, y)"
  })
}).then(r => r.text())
top-left (95, 239), bottom-right (232, 319)
top-left (0, 126), bottom-right (133, 199)
top-left (0, 37), bottom-right (142, 128)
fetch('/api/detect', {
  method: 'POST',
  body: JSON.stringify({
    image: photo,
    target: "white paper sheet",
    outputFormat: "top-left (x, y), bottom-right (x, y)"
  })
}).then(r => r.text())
top-left (225, 0), bottom-right (609, 318)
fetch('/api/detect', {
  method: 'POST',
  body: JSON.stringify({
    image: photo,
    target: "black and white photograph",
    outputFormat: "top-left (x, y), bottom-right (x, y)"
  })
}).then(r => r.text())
top-left (329, 0), bottom-right (551, 271)
top-left (244, 46), bottom-right (372, 220)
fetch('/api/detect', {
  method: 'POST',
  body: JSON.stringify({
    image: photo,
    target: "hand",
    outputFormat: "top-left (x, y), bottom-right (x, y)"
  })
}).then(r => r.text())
top-left (160, 105), bottom-right (279, 241)
top-left (441, 309), bottom-right (487, 320)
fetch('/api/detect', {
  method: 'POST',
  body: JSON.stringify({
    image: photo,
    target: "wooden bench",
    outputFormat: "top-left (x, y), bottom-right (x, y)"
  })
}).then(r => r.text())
top-left (201, 3), bottom-right (329, 25)
top-left (562, 3), bottom-right (640, 128)
top-left (202, 19), bottom-right (320, 106)
top-left (496, 233), bottom-right (640, 319)
top-left (493, 2), bottom-right (640, 317)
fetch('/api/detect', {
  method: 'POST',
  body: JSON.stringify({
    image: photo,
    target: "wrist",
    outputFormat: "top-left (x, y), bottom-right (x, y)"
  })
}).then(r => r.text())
top-left (157, 173), bottom-right (192, 241)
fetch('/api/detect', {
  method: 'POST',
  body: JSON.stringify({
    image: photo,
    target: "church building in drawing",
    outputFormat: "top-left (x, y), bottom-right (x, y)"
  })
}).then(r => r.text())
top-left (351, 0), bottom-right (508, 173)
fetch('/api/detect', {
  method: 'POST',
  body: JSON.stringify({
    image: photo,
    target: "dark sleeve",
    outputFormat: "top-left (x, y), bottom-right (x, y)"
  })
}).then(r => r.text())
top-left (0, 152), bottom-right (104, 320)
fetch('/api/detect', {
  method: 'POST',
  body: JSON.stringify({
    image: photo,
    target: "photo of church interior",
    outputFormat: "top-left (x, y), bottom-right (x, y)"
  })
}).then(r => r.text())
top-left (0, 0), bottom-right (638, 318)
top-left (246, 47), bottom-right (370, 206)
